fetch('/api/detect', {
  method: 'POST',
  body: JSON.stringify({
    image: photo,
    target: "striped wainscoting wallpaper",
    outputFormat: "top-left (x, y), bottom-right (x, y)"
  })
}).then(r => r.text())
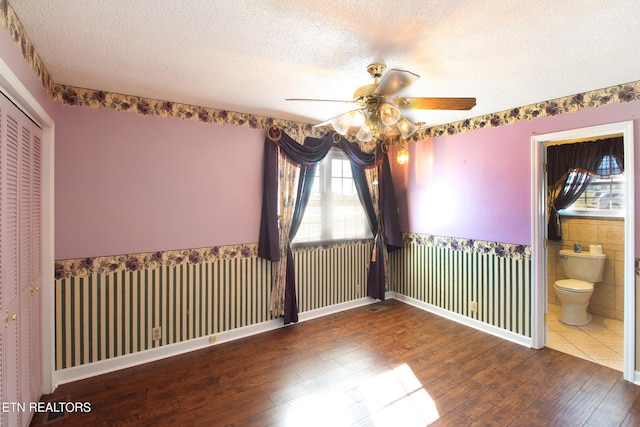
top-left (389, 233), bottom-right (532, 337)
top-left (293, 240), bottom-right (372, 313)
top-left (54, 240), bottom-right (373, 370)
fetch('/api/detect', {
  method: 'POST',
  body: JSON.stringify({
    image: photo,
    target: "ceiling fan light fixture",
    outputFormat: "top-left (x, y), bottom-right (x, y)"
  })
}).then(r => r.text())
top-left (331, 112), bottom-right (354, 135)
top-left (379, 103), bottom-right (401, 126)
top-left (356, 122), bottom-right (374, 142)
top-left (397, 117), bottom-right (419, 139)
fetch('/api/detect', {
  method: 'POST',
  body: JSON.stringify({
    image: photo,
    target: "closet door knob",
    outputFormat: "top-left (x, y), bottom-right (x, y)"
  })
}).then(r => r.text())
top-left (5, 310), bottom-right (17, 328)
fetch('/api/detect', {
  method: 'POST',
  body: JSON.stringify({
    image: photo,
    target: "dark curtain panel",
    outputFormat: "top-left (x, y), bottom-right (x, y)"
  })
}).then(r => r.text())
top-left (283, 137), bottom-right (327, 325)
top-left (258, 130), bottom-right (333, 262)
top-left (283, 245), bottom-right (298, 324)
top-left (364, 155), bottom-right (404, 300)
top-left (366, 233), bottom-right (386, 300)
top-left (257, 134), bottom-right (280, 261)
top-left (258, 131), bottom-right (332, 324)
top-left (547, 137), bottom-right (624, 184)
top-left (379, 155), bottom-right (403, 251)
top-left (334, 135), bottom-right (403, 300)
top-left (282, 165), bottom-right (316, 324)
top-left (546, 136), bottom-right (623, 241)
top-left (548, 168), bottom-right (595, 240)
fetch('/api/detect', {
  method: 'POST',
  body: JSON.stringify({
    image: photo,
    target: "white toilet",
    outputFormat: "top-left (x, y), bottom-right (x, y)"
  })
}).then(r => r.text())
top-left (554, 249), bottom-right (606, 326)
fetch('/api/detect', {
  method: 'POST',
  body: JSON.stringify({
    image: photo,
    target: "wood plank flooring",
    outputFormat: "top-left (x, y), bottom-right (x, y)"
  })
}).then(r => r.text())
top-left (30, 299), bottom-right (640, 426)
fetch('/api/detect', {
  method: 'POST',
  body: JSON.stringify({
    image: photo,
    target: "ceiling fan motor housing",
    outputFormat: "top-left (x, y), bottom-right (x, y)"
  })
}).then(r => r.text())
top-left (354, 63), bottom-right (387, 99)
top-left (367, 63), bottom-right (386, 79)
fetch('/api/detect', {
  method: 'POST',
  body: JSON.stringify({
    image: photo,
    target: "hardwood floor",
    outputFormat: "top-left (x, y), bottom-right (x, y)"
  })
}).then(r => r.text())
top-left (30, 299), bottom-right (640, 426)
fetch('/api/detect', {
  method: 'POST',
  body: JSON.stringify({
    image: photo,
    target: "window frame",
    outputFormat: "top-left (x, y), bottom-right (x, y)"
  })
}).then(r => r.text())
top-left (558, 155), bottom-right (625, 219)
top-left (292, 148), bottom-right (373, 245)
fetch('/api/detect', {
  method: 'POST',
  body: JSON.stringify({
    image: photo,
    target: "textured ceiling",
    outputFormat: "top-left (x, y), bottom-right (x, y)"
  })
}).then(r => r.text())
top-left (8, 0), bottom-right (640, 127)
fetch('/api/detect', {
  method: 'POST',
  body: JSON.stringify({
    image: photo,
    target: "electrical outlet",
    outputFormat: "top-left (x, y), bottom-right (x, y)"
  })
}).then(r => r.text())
top-left (152, 326), bottom-right (162, 341)
top-left (470, 301), bottom-right (478, 313)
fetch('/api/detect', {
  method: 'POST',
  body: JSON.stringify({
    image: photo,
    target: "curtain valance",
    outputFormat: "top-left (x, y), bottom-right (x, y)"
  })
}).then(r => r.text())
top-left (547, 136), bottom-right (624, 184)
top-left (258, 127), bottom-right (390, 261)
top-left (266, 126), bottom-right (383, 169)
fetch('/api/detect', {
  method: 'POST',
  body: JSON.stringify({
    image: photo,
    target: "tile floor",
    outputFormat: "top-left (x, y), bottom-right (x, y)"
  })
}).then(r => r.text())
top-left (546, 303), bottom-right (624, 371)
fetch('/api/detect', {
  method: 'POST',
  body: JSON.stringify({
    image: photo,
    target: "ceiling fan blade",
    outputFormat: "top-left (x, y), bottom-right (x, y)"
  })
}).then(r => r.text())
top-left (312, 108), bottom-right (364, 128)
top-left (286, 98), bottom-right (356, 103)
top-left (372, 69), bottom-right (420, 96)
top-left (395, 97), bottom-right (476, 110)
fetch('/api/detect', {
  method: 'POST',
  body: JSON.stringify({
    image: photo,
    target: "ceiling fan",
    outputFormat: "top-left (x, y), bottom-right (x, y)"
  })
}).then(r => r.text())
top-left (286, 63), bottom-right (476, 144)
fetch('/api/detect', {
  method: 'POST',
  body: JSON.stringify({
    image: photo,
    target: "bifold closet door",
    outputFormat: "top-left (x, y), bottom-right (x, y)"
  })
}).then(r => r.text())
top-left (0, 93), bottom-right (43, 427)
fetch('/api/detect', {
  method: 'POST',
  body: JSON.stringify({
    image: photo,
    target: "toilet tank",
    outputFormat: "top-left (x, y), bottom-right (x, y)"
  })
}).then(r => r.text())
top-left (559, 249), bottom-right (606, 283)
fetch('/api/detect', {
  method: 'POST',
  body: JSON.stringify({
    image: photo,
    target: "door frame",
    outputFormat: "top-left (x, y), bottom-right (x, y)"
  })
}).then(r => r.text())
top-left (530, 120), bottom-right (635, 382)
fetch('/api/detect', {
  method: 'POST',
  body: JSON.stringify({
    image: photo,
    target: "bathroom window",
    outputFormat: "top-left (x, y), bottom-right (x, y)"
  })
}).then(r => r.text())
top-left (559, 155), bottom-right (625, 217)
top-left (293, 149), bottom-right (372, 243)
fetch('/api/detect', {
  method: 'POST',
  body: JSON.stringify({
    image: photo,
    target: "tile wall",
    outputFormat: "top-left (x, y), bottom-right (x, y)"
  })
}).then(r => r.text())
top-left (547, 217), bottom-right (624, 320)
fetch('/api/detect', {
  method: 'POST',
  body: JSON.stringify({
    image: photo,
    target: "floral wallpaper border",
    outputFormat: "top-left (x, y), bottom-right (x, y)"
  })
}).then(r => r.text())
top-left (55, 243), bottom-right (259, 280)
top-left (54, 239), bottom-right (375, 280)
top-left (0, 0), bottom-right (55, 97)
top-left (404, 232), bottom-right (531, 261)
top-left (414, 81), bottom-right (640, 142)
top-left (2, 1), bottom-right (639, 142)
top-left (50, 83), bottom-right (323, 142)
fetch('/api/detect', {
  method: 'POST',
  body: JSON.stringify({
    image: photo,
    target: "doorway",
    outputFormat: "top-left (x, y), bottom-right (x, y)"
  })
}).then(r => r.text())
top-left (530, 121), bottom-right (635, 382)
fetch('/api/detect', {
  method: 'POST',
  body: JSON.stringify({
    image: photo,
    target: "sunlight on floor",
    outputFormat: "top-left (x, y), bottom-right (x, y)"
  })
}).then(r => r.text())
top-left (287, 364), bottom-right (439, 426)
top-left (362, 364), bottom-right (439, 426)
top-left (286, 392), bottom-right (353, 427)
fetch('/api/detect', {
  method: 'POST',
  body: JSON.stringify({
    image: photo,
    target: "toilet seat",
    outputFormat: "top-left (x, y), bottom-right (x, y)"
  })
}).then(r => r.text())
top-left (555, 279), bottom-right (593, 293)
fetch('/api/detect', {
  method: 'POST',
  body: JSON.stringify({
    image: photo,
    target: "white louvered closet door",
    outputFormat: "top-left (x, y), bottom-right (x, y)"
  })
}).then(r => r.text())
top-left (0, 93), bottom-right (43, 427)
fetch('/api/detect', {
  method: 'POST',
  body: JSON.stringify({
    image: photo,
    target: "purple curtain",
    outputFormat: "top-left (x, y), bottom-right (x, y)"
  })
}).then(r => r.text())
top-left (258, 128), bottom-right (402, 321)
top-left (258, 129), bottom-right (333, 261)
top-left (548, 169), bottom-right (595, 241)
top-left (378, 155), bottom-right (403, 251)
top-left (283, 136), bottom-right (328, 324)
top-left (257, 133), bottom-right (280, 261)
top-left (546, 137), bottom-right (624, 241)
top-left (547, 137), bottom-right (624, 184)
top-left (363, 155), bottom-right (403, 300)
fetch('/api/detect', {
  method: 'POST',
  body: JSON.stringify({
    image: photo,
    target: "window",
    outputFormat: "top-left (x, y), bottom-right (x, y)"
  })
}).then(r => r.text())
top-left (293, 149), bottom-right (373, 243)
top-left (560, 155), bottom-right (624, 216)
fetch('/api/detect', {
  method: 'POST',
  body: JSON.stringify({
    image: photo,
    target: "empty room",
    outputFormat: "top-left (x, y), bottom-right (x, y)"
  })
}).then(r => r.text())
top-left (1, 1), bottom-right (640, 426)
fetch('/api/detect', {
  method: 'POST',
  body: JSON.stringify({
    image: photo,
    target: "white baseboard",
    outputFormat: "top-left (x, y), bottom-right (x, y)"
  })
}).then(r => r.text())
top-left (55, 290), bottom-right (634, 389)
top-left (389, 292), bottom-right (533, 348)
top-left (54, 296), bottom-right (377, 386)
top-left (297, 296), bottom-right (376, 323)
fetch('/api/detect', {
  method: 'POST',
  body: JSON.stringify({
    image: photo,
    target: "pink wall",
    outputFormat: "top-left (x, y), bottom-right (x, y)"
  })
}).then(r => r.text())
top-left (55, 104), bottom-right (265, 259)
top-left (391, 101), bottom-right (640, 249)
top-left (57, 98), bottom-right (639, 260)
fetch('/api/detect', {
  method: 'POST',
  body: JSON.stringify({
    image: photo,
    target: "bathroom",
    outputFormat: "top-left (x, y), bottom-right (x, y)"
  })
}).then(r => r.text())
top-left (545, 135), bottom-right (625, 371)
